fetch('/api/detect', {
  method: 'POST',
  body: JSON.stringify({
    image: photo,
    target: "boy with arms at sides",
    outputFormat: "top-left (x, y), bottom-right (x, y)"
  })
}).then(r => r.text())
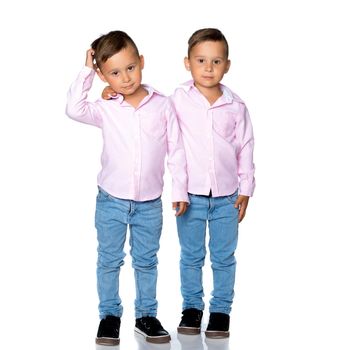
top-left (66, 30), bottom-right (188, 345)
top-left (172, 28), bottom-right (255, 338)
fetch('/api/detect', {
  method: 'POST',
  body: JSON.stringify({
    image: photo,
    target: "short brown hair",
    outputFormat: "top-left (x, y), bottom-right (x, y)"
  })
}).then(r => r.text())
top-left (188, 28), bottom-right (229, 58)
top-left (91, 30), bottom-right (139, 69)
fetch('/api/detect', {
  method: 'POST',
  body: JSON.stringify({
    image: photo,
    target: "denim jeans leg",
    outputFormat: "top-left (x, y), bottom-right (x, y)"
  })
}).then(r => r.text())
top-left (208, 193), bottom-right (239, 314)
top-left (129, 197), bottom-right (163, 318)
top-left (176, 194), bottom-right (208, 311)
top-left (95, 189), bottom-right (128, 319)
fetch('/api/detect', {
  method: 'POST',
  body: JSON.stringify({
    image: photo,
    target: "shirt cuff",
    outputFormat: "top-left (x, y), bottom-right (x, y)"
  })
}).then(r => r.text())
top-left (239, 180), bottom-right (255, 197)
top-left (172, 189), bottom-right (189, 203)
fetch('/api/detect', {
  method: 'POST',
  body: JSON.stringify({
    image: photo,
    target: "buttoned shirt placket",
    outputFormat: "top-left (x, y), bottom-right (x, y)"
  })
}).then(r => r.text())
top-left (130, 108), bottom-right (142, 201)
top-left (207, 107), bottom-right (218, 196)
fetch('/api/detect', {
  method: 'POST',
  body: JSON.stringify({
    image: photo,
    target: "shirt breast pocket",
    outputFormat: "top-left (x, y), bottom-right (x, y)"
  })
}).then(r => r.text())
top-left (213, 111), bottom-right (236, 142)
top-left (140, 112), bottom-right (166, 140)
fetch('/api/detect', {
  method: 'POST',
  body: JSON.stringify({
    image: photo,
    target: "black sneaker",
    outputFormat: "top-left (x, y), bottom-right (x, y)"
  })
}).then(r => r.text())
top-left (177, 308), bottom-right (203, 335)
top-left (135, 316), bottom-right (171, 343)
top-left (95, 315), bottom-right (120, 346)
top-left (205, 312), bottom-right (230, 338)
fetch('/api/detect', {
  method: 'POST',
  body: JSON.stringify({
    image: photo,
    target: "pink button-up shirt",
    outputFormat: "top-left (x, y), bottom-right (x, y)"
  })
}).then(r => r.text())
top-left (66, 67), bottom-right (188, 202)
top-left (171, 81), bottom-right (255, 197)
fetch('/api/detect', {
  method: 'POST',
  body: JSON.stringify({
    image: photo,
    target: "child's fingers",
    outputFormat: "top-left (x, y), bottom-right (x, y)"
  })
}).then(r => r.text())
top-left (102, 87), bottom-right (117, 100)
top-left (234, 195), bottom-right (249, 223)
top-left (234, 197), bottom-right (241, 209)
top-left (85, 49), bottom-right (95, 69)
top-left (176, 205), bottom-right (186, 216)
top-left (173, 202), bottom-right (188, 216)
top-left (238, 208), bottom-right (246, 222)
top-left (238, 201), bottom-right (248, 222)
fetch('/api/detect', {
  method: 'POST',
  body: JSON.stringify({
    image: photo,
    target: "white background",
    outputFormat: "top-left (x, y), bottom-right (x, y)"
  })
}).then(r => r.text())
top-left (1, 0), bottom-right (350, 349)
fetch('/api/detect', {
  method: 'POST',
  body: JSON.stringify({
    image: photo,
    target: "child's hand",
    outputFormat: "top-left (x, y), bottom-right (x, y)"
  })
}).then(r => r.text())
top-left (102, 86), bottom-right (117, 100)
top-left (172, 201), bottom-right (188, 216)
top-left (234, 195), bottom-right (250, 223)
top-left (85, 48), bottom-right (95, 69)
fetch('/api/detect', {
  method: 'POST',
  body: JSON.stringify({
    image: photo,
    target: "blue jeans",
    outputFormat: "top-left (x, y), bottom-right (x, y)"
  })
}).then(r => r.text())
top-left (176, 192), bottom-right (239, 315)
top-left (95, 187), bottom-right (163, 319)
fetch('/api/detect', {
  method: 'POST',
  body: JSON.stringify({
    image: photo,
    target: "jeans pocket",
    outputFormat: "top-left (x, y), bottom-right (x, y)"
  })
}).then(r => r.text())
top-left (97, 187), bottom-right (111, 201)
top-left (187, 194), bottom-right (196, 205)
top-left (225, 191), bottom-right (238, 204)
top-left (148, 197), bottom-right (162, 208)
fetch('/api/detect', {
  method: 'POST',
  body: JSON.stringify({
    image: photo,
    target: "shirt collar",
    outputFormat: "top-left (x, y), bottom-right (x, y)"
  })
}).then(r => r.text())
top-left (178, 80), bottom-right (244, 104)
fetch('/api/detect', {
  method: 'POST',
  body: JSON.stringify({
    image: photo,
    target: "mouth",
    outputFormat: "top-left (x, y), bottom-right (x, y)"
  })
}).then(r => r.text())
top-left (123, 83), bottom-right (134, 90)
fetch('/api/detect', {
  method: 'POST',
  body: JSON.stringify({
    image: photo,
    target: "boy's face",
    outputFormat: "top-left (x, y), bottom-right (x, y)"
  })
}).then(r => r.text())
top-left (185, 41), bottom-right (230, 90)
top-left (97, 45), bottom-right (144, 96)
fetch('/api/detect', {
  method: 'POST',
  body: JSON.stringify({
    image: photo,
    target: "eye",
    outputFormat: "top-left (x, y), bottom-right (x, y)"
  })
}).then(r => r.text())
top-left (213, 59), bottom-right (221, 65)
top-left (111, 71), bottom-right (119, 76)
top-left (127, 65), bottom-right (135, 72)
top-left (197, 58), bottom-right (205, 64)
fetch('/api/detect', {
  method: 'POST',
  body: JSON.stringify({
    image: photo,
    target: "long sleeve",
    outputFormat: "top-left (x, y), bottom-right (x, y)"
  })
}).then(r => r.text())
top-left (165, 100), bottom-right (189, 203)
top-left (236, 104), bottom-right (255, 196)
top-left (65, 66), bottom-right (102, 128)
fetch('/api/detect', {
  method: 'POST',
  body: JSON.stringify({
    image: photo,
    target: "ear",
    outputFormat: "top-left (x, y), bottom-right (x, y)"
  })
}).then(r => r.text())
top-left (224, 59), bottom-right (231, 73)
top-left (184, 57), bottom-right (191, 71)
top-left (96, 69), bottom-right (107, 83)
top-left (139, 55), bottom-right (144, 70)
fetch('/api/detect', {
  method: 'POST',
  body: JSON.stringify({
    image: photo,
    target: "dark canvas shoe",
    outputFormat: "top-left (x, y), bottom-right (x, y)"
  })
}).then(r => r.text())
top-left (135, 316), bottom-right (171, 343)
top-left (95, 315), bottom-right (120, 346)
top-left (205, 312), bottom-right (230, 338)
top-left (177, 308), bottom-right (203, 334)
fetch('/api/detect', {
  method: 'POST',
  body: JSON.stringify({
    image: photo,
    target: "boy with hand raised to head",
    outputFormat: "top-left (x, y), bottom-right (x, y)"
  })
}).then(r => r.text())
top-left (66, 30), bottom-right (188, 345)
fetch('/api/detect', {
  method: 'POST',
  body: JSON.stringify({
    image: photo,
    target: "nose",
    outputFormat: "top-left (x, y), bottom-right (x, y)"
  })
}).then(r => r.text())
top-left (121, 71), bottom-right (131, 83)
top-left (205, 62), bottom-right (213, 72)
